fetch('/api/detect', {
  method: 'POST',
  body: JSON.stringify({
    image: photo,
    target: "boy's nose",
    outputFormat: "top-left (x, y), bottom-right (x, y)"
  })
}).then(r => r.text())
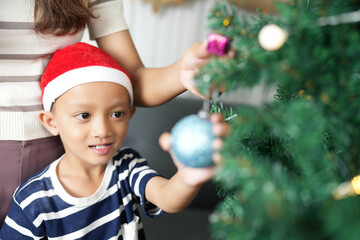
top-left (92, 117), bottom-right (112, 139)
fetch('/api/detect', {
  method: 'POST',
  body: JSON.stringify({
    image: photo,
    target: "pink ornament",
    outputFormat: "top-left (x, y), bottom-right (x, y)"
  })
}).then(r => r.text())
top-left (207, 33), bottom-right (231, 56)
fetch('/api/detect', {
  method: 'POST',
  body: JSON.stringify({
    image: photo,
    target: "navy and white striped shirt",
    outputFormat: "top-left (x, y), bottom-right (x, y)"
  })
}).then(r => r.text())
top-left (0, 147), bottom-right (163, 239)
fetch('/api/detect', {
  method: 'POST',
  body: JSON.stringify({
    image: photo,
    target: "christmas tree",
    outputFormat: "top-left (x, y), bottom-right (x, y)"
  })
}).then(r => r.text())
top-left (195, 1), bottom-right (360, 239)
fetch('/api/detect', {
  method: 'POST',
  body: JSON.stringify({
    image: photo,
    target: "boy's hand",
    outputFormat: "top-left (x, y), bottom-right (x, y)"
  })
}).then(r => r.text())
top-left (179, 40), bottom-right (234, 99)
top-left (159, 113), bottom-right (230, 187)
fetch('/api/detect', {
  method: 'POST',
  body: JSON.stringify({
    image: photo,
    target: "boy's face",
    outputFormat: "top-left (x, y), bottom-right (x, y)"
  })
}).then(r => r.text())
top-left (44, 82), bottom-right (135, 167)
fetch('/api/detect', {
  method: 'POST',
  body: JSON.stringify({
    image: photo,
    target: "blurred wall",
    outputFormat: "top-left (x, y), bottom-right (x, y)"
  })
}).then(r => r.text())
top-left (123, 0), bottom-right (213, 68)
top-left (82, 0), bottom-right (275, 105)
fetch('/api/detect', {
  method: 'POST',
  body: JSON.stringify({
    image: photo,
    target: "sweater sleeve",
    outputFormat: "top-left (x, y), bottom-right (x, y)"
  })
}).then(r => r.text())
top-left (88, 0), bottom-right (129, 40)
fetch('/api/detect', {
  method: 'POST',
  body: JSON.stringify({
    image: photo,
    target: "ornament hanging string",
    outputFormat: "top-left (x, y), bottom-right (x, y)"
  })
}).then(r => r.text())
top-left (209, 90), bottom-right (238, 123)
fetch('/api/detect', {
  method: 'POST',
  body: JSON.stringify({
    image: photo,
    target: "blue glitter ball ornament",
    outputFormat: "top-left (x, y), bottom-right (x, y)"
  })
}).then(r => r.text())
top-left (171, 114), bottom-right (215, 168)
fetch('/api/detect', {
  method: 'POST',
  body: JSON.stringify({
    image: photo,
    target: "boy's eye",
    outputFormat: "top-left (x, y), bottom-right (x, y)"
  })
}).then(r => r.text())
top-left (112, 112), bottom-right (124, 118)
top-left (75, 113), bottom-right (91, 120)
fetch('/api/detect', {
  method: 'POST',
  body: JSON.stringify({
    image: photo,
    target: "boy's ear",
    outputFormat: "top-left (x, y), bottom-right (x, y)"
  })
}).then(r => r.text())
top-left (38, 110), bottom-right (59, 136)
top-left (129, 106), bottom-right (136, 119)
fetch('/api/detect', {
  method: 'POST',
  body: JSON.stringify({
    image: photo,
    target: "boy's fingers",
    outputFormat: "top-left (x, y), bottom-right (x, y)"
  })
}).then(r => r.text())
top-left (212, 138), bottom-right (224, 151)
top-left (210, 113), bottom-right (224, 122)
top-left (159, 132), bottom-right (172, 152)
top-left (212, 122), bottom-right (230, 137)
top-left (212, 152), bottom-right (223, 165)
top-left (210, 113), bottom-right (230, 137)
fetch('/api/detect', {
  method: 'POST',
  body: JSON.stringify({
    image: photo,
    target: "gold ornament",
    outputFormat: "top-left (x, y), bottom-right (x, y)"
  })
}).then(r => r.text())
top-left (223, 16), bottom-right (232, 27)
top-left (258, 24), bottom-right (288, 51)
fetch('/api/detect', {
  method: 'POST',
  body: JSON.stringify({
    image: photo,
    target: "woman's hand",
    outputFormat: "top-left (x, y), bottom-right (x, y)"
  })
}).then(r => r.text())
top-left (178, 40), bottom-right (234, 99)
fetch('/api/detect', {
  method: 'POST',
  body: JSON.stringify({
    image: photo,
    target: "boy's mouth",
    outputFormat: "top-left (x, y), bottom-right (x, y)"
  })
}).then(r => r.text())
top-left (89, 144), bottom-right (111, 149)
top-left (89, 144), bottom-right (113, 155)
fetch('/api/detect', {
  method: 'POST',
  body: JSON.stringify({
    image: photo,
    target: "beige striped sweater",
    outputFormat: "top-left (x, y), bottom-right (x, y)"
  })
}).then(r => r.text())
top-left (0, 0), bottom-right (128, 140)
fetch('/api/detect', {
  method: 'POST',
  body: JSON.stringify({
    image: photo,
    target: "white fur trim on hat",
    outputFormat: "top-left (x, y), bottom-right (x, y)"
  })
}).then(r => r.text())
top-left (42, 66), bottom-right (133, 111)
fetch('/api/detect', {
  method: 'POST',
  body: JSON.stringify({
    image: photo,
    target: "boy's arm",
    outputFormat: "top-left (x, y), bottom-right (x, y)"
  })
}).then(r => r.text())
top-left (145, 113), bottom-right (228, 213)
top-left (145, 166), bottom-right (215, 213)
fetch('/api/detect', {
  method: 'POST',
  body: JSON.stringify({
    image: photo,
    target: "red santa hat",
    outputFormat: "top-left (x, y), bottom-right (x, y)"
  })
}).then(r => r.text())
top-left (41, 42), bottom-right (133, 111)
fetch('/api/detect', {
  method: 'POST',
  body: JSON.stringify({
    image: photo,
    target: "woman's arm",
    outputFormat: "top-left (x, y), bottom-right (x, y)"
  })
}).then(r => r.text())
top-left (96, 30), bottom-right (210, 107)
top-left (229, 0), bottom-right (288, 13)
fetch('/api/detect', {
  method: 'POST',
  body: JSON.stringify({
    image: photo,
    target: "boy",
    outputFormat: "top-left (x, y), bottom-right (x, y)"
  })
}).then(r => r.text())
top-left (0, 43), bottom-right (227, 239)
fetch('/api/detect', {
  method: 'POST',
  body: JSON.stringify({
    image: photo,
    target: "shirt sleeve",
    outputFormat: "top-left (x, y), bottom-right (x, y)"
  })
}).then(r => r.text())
top-left (0, 199), bottom-right (45, 239)
top-left (88, 0), bottom-right (129, 40)
top-left (124, 148), bottom-right (164, 219)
